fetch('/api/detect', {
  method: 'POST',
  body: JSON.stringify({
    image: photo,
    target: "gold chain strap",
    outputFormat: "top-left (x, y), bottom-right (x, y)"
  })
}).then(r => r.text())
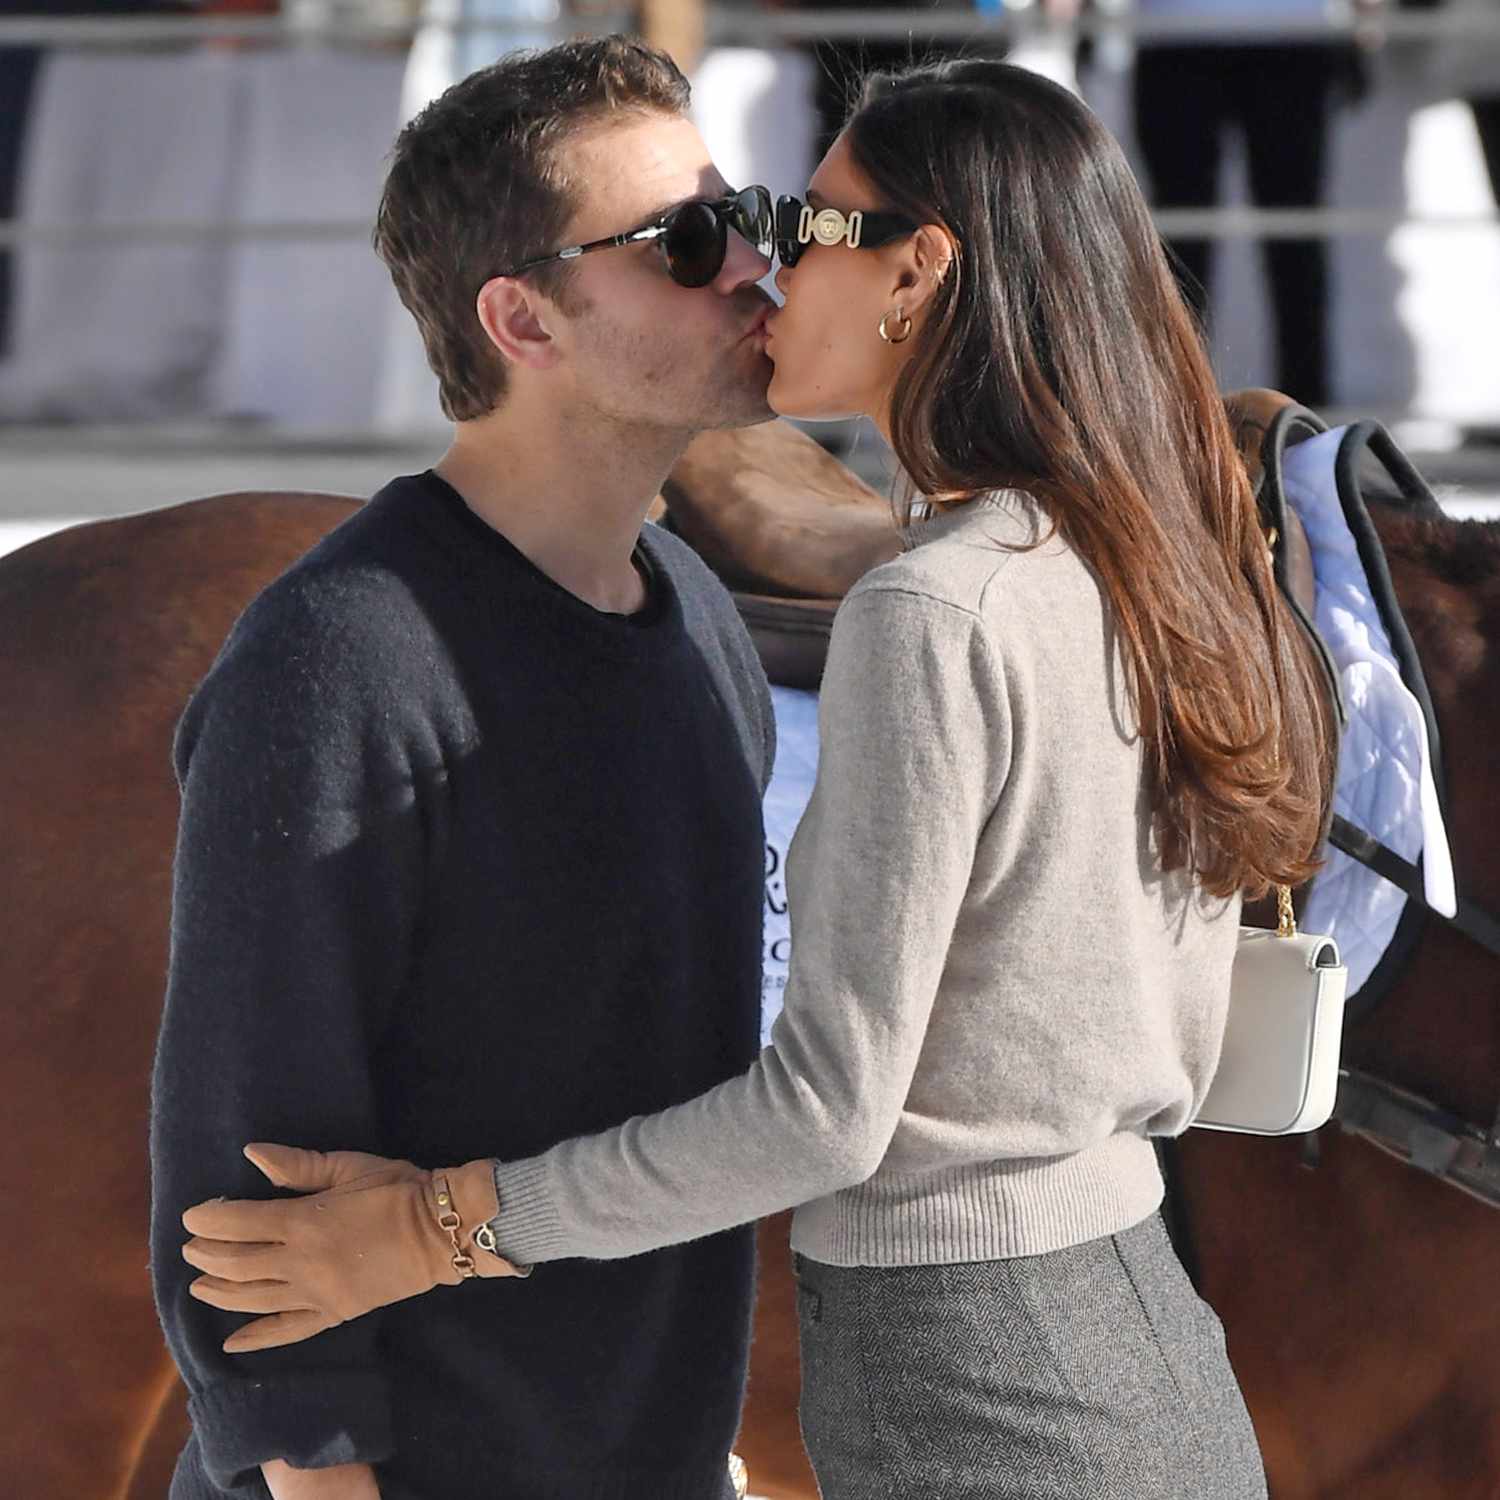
top-left (1276, 884), bottom-right (1297, 939)
top-left (431, 1173), bottom-right (478, 1279)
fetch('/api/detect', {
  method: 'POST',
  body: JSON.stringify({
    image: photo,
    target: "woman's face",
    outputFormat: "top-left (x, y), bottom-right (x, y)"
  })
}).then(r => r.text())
top-left (765, 134), bottom-right (916, 428)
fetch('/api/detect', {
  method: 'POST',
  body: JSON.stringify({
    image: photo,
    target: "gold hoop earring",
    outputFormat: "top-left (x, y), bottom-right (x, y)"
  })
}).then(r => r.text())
top-left (878, 307), bottom-right (912, 345)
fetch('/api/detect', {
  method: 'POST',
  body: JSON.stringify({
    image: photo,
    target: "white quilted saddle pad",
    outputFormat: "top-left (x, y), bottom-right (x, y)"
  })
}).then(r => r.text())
top-left (1282, 429), bottom-right (1456, 996)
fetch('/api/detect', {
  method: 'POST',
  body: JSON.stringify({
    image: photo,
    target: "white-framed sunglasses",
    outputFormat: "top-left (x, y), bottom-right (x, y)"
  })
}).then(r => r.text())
top-left (774, 195), bottom-right (917, 267)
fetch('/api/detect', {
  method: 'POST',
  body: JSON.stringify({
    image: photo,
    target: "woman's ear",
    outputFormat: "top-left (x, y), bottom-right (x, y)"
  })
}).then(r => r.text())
top-left (891, 223), bottom-right (959, 313)
top-left (475, 277), bottom-right (561, 370)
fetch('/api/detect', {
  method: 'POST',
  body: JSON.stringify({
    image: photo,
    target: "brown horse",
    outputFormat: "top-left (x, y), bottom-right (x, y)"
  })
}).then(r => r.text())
top-left (0, 493), bottom-right (362, 1500)
top-left (1169, 458), bottom-right (1500, 1492)
top-left (1, 408), bottom-right (1496, 1499)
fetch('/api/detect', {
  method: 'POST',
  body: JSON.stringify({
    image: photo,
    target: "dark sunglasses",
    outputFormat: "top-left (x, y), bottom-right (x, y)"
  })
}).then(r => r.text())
top-left (774, 195), bottom-right (917, 269)
top-left (499, 185), bottom-right (774, 289)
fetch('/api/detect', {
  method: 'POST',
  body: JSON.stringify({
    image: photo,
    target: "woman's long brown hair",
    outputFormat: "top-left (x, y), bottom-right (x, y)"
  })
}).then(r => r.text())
top-left (847, 61), bottom-right (1335, 898)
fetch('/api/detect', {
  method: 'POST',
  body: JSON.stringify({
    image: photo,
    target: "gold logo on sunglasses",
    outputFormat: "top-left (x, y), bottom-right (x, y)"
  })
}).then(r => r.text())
top-left (799, 205), bottom-right (867, 250)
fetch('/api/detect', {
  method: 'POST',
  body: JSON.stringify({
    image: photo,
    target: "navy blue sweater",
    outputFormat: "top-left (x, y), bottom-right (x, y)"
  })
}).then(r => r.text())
top-left (149, 472), bottom-right (774, 1500)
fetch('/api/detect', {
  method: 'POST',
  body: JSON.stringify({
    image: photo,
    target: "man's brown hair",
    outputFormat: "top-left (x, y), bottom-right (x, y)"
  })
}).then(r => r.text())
top-left (374, 36), bottom-right (690, 422)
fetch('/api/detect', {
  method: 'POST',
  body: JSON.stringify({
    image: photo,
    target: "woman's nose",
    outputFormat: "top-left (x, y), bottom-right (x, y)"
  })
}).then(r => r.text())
top-left (774, 263), bottom-right (792, 296)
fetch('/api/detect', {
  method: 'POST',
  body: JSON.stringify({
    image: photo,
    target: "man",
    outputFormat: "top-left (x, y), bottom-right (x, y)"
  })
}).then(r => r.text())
top-left (150, 36), bottom-right (778, 1500)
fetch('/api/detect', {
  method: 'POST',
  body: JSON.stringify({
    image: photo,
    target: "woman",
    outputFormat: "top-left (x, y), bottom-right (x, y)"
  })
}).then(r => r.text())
top-left (183, 60), bottom-right (1333, 1497)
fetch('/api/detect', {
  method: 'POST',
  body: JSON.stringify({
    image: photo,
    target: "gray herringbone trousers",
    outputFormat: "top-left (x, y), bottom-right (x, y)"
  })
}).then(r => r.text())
top-left (793, 1214), bottom-right (1267, 1499)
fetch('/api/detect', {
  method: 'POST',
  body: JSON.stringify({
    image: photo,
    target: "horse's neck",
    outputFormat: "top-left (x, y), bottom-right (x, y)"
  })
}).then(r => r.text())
top-left (1352, 508), bottom-right (1500, 1124)
top-left (1374, 510), bottom-right (1500, 762)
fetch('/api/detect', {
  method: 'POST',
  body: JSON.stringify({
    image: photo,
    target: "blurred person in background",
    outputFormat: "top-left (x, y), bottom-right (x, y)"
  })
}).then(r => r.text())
top-left (1414, 0), bottom-right (1500, 441)
top-left (799, 0), bottom-right (1012, 163)
top-left (0, 4), bottom-right (43, 358)
top-left (1456, 0), bottom-right (1500, 444)
top-left (0, 0), bottom-right (202, 357)
top-left (1423, 0), bottom-right (1500, 207)
top-left (1131, 0), bottom-right (1380, 408)
top-left (412, 0), bottom-right (559, 82)
top-left (1474, 91), bottom-right (1500, 208)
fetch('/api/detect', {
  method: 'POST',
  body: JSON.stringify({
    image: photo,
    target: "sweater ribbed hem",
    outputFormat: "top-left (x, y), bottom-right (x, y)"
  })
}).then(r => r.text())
top-left (184, 1370), bottom-right (394, 1491)
top-left (490, 1155), bottom-right (569, 1264)
top-left (789, 1132), bottom-right (1165, 1266)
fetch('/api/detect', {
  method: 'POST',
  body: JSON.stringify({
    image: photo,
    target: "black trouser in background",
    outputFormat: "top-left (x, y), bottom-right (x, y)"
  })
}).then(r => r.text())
top-left (0, 47), bottom-right (42, 359)
top-left (806, 23), bottom-right (1008, 165)
top-left (1133, 43), bottom-right (1355, 410)
top-left (1471, 95), bottom-right (1500, 208)
top-left (811, 40), bottom-right (905, 161)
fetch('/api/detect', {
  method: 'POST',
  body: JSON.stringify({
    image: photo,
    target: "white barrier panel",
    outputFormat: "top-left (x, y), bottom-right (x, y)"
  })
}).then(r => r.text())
top-left (761, 685), bottom-right (820, 1043)
top-left (0, 50), bottom-right (236, 421)
top-left (217, 50), bottom-right (407, 431)
top-left (691, 47), bottom-right (818, 208)
top-left (375, 0), bottom-right (562, 433)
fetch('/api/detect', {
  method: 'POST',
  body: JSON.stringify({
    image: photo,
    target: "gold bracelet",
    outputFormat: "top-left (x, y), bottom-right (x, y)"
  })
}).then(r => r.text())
top-left (431, 1173), bottom-right (478, 1279)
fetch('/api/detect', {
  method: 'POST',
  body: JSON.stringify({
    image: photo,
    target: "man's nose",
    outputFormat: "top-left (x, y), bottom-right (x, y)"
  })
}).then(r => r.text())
top-left (718, 228), bottom-right (773, 290)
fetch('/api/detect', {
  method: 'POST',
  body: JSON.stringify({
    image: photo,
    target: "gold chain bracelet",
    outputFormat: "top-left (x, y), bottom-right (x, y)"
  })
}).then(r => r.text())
top-left (431, 1173), bottom-right (478, 1279)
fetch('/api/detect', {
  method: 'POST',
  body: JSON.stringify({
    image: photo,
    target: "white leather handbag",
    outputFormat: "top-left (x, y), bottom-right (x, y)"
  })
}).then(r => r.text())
top-left (1193, 889), bottom-right (1349, 1136)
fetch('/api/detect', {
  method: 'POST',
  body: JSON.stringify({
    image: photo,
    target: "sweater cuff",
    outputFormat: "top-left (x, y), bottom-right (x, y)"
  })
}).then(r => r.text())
top-left (188, 1369), bottom-right (394, 1490)
top-left (490, 1155), bottom-right (570, 1264)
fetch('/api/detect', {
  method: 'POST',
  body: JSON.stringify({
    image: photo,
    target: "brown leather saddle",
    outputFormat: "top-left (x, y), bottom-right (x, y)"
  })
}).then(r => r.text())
top-left (654, 422), bottom-right (902, 689)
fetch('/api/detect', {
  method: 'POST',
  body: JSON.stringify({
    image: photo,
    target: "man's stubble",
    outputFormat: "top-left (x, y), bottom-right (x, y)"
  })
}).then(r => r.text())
top-left (574, 301), bottom-right (775, 441)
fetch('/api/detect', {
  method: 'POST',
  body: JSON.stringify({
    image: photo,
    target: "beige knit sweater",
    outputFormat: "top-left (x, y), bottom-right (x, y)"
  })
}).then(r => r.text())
top-left (492, 493), bottom-right (1240, 1267)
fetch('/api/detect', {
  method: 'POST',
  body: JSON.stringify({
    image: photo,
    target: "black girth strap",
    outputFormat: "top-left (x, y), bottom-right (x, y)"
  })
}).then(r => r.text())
top-left (1335, 1066), bottom-right (1500, 1210)
top-left (1328, 814), bottom-right (1500, 961)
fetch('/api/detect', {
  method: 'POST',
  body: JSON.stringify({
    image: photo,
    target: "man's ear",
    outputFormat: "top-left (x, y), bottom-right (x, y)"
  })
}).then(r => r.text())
top-left (475, 276), bottom-right (562, 370)
top-left (889, 223), bottom-right (960, 314)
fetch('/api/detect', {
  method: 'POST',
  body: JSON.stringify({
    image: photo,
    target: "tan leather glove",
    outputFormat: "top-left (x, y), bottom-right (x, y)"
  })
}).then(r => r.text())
top-left (182, 1143), bottom-right (528, 1353)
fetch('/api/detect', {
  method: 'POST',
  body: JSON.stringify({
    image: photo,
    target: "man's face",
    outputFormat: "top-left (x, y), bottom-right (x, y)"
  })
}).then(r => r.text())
top-left (542, 113), bottom-right (776, 436)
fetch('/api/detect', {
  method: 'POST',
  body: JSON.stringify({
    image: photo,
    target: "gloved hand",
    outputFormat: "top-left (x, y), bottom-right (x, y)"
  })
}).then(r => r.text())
top-left (182, 1143), bottom-right (528, 1353)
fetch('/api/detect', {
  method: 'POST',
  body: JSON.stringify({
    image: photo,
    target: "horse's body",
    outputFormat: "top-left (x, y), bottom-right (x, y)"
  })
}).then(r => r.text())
top-left (0, 495), bottom-right (362, 1500)
top-left (2, 419), bottom-right (1496, 1499)
top-left (1172, 506), bottom-right (1500, 1499)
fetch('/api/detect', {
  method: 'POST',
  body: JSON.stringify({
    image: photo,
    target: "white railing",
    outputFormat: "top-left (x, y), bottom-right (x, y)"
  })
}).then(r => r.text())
top-left (0, 6), bottom-right (1497, 46)
top-left (0, 3), bottom-right (1495, 433)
